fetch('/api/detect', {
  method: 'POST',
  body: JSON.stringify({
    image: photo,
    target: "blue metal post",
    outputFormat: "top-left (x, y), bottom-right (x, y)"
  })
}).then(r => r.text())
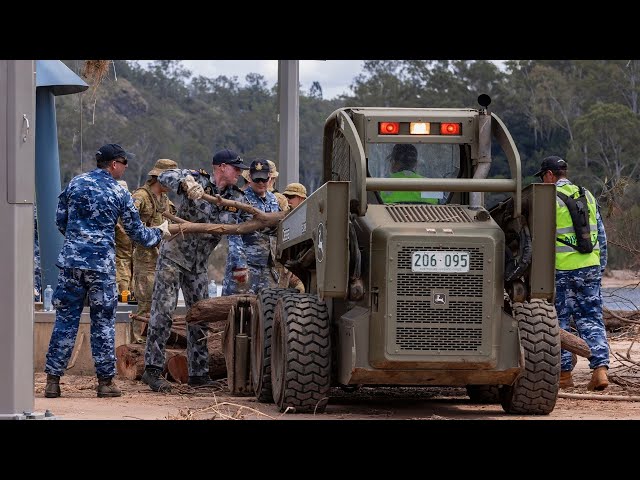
top-left (34, 60), bottom-right (87, 291)
top-left (35, 88), bottom-right (63, 290)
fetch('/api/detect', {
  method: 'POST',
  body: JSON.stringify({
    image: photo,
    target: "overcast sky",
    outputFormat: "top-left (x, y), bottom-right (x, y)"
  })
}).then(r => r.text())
top-left (134, 60), bottom-right (508, 100)
top-left (135, 60), bottom-right (365, 99)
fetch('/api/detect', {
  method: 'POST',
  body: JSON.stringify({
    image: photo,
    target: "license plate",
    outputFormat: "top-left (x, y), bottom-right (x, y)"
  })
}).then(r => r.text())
top-left (411, 251), bottom-right (470, 273)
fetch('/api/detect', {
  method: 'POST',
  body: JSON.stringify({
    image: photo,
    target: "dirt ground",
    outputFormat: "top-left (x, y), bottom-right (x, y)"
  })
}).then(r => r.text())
top-left (33, 327), bottom-right (640, 421)
top-left (31, 271), bottom-right (640, 421)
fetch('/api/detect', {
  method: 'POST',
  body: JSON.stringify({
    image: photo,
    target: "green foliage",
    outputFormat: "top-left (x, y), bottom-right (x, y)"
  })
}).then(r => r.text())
top-left (53, 60), bottom-right (640, 269)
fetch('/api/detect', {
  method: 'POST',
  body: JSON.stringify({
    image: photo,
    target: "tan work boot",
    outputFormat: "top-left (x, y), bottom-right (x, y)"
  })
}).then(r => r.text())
top-left (559, 371), bottom-right (574, 388)
top-left (97, 376), bottom-right (122, 397)
top-left (45, 374), bottom-right (61, 398)
top-left (587, 366), bottom-right (609, 391)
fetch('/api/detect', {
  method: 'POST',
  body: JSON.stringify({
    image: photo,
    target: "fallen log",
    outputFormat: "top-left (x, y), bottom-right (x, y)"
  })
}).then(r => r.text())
top-left (604, 307), bottom-right (640, 330)
top-left (560, 329), bottom-right (591, 358)
top-left (559, 392), bottom-right (640, 402)
top-left (115, 344), bottom-right (185, 381)
top-left (166, 354), bottom-right (188, 384)
top-left (129, 313), bottom-right (187, 348)
top-left (164, 331), bottom-right (227, 383)
top-left (185, 295), bottom-right (257, 324)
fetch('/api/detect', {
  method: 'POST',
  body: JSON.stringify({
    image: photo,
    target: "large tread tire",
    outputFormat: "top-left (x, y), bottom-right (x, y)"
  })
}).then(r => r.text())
top-left (466, 385), bottom-right (502, 404)
top-left (271, 293), bottom-right (331, 413)
top-left (500, 299), bottom-right (561, 415)
top-left (251, 288), bottom-right (298, 402)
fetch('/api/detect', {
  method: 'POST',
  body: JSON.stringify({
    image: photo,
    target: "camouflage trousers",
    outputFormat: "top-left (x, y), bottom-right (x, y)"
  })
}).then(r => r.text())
top-left (222, 263), bottom-right (277, 295)
top-left (115, 255), bottom-right (133, 293)
top-left (44, 267), bottom-right (118, 378)
top-left (556, 265), bottom-right (609, 371)
top-left (144, 256), bottom-right (210, 377)
top-left (132, 261), bottom-right (157, 342)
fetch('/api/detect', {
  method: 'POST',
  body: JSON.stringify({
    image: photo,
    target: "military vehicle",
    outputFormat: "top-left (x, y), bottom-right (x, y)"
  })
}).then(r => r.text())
top-left (238, 95), bottom-right (561, 415)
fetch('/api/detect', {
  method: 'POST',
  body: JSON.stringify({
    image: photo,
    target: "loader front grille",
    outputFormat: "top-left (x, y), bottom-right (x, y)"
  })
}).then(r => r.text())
top-left (391, 244), bottom-right (488, 354)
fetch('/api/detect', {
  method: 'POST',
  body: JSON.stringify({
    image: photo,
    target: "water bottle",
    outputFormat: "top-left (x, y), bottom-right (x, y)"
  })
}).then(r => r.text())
top-left (211, 280), bottom-right (219, 297)
top-left (43, 285), bottom-right (54, 312)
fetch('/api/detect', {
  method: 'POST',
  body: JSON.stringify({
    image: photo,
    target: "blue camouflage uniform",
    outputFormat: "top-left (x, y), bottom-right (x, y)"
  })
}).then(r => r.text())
top-left (554, 178), bottom-right (609, 372)
top-left (45, 168), bottom-right (162, 378)
top-left (222, 187), bottom-right (280, 295)
top-left (144, 168), bottom-right (250, 377)
top-left (34, 206), bottom-right (41, 302)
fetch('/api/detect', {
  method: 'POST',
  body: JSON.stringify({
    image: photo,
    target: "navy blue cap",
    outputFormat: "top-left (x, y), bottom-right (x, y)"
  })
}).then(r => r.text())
top-left (249, 159), bottom-right (271, 180)
top-left (212, 149), bottom-right (250, 169)
top-left (95, 143), bottom-right (134, 162)
top-left (534, 155), bottom-right (568, 178)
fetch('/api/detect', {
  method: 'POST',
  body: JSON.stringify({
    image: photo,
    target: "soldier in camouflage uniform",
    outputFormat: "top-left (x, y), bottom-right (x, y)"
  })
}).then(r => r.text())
top-left (130, 159), bottom-right (178, 343)
top-left (115, 180), bottom-right (134, 295)
top-left (44, 144), bottom-right (170, 399)
top-left (537, 155), bottom-right (609, 391)
top-left (142, 149), bottom-right (251, 392)
top-left (223, 159), bottom-right (281, 296)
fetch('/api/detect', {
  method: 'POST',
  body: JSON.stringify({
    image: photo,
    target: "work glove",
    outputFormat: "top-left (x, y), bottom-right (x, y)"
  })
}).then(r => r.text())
top-left (232, 267), bottom-right (249, 284)
top-left (157, 220), bottom-right (172, 239)
top-left (183, 175), bottom-right (204, 200)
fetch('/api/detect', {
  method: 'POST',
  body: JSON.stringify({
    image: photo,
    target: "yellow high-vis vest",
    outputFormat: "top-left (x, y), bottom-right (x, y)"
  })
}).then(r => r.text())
top-left (555, 183), bottom-right (600, 270)
top-left (380, 171), bottom-right (439, 204)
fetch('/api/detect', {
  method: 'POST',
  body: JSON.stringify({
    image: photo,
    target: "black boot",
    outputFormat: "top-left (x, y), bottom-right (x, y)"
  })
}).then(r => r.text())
top-left (188, 375), bottom-right (217, 387)
top-left (141, 366), bottom-right (173, 392)
top-left (45, 374), bottom-right (61, 398)
top-left (97, 376), bottom-right (122, 398)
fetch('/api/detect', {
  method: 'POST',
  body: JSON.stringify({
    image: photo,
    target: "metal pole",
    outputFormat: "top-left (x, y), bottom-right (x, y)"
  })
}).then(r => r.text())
top-left (277, 60), bottom-right (299, 189)
top-left (0, 60), bottom-right (36, 419)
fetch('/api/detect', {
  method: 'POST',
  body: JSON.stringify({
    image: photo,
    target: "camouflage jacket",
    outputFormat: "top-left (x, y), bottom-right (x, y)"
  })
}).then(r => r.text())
top-left (157, 168), bottom-right (249, 273)
top-left (228, 187), bottom-right (280, 269)
top-left (55, 168), bottom-right (162, 274)
top-left (132, 181), bottom-right (175, 265)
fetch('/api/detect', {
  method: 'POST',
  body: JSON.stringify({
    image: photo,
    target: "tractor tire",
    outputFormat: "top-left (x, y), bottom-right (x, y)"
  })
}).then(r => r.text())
top-left (251, 288), bottom-right (299, 402)
top-left (500, 299), bottom-right (561, 415)
top-left (271, 293), bottom-right (331, 413)
top-left (466, 385), bottom-right (502, 404)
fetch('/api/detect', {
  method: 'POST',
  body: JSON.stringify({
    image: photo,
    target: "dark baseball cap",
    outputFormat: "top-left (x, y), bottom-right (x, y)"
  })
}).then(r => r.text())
top-left (211, 148), bottom-right (250, 169)
top-left (249, 159), bottom-right (271, 180)
top-left (95, 143), bottom-right (135, 162)
top-left (534, 155), bottom-right (568, 178)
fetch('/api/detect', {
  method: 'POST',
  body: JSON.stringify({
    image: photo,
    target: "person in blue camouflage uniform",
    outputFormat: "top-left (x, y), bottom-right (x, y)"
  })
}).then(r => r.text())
top-left (141, 148), bottom-right (252, 392)
top-left (44, 144), bottom-right (171, 399)
top-left (537, 155), bottom-right (609, 391)
top-left (222, 159), bottom-right (281, 296)
top-left (34, 205), bottom-right (41, 302)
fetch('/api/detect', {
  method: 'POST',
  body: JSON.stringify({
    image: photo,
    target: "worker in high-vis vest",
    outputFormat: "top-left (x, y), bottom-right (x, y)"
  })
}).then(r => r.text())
top-left (536, 155), bottom-right (609, 391)
top-left (380, 144), bottom-right (440, 204)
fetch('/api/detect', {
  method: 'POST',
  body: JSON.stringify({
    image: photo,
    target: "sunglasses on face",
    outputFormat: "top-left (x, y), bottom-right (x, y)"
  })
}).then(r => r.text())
top-left (114, 158), bottom-right (128, 166)
top-left (252, 177), bottom-right (269, 183)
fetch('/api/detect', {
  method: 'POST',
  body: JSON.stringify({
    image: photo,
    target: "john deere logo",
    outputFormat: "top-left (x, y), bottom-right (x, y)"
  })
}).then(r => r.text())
top-left (316, 223), bottom-right (325, 262)
top-left (434, 293), bottom-right (446, 304)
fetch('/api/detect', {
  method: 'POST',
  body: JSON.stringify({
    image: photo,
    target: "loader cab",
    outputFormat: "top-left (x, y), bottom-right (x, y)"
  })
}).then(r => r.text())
top-left (367, 142), bottom-right (467, 206)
